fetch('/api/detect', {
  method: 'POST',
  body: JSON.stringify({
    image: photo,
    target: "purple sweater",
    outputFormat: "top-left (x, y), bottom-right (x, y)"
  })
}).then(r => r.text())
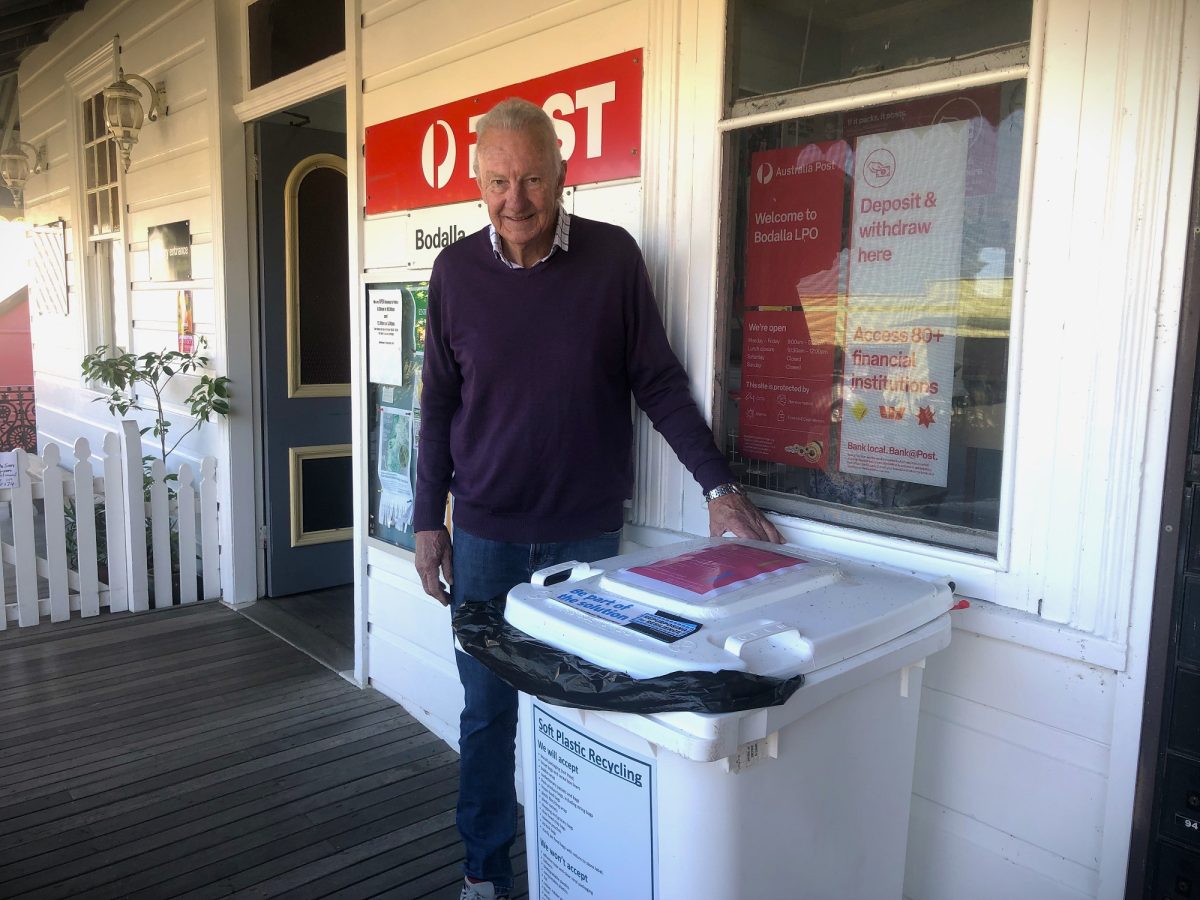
top-left (413, 216), bottom-right (734, 543)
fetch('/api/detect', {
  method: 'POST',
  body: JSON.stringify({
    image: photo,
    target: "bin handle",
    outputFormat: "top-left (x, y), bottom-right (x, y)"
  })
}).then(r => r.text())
top-left (532, 560), bottom-right (596, 587)
top-left (724, 622), bottom-right (812, 670)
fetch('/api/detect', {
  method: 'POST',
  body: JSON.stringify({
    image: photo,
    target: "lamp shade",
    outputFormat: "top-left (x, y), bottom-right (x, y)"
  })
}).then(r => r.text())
top-left (103, 75), bottom-right (146, 172)
top-left (0, 141), bottom-right (41, 206)
top-left (0, 150), bottom-right (31, 191)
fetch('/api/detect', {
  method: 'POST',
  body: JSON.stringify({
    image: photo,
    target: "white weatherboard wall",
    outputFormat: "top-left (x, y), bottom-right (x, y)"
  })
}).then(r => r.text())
top-left (358, 0), bottom-right (649, 747)
top-left (17, 0), bottom-right (253, 602)
top-left (20, 0), bottom-right (222, 467)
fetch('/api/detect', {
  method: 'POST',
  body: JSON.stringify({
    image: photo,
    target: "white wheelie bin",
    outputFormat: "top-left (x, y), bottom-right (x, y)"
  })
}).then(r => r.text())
top-left (502, 537), bottom-right (953, 900)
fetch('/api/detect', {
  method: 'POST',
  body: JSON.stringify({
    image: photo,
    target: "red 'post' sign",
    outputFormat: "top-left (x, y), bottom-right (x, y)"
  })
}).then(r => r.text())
top-left (365, 51), bottom-right (643, 214)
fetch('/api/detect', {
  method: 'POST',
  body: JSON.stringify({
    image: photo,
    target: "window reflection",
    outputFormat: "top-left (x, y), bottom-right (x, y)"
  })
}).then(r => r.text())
top-left (722, 81), bottom-right (1025, 550)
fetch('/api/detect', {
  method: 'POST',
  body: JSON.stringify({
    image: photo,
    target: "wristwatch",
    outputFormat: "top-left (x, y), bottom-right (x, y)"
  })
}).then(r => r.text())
top-left (703, 482), bottom-right (746, 503)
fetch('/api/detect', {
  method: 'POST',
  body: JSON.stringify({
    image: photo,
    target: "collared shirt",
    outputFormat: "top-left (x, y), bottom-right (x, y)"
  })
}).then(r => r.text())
top-left (488, 204), bottom-right (571, 269)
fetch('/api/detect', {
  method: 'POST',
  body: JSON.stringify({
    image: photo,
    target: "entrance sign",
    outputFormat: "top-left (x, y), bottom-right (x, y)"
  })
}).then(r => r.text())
top-left (530, 701), bottom-right (656, 899)
top-left (147, 220), bottom-right (192, 281)
top-left (840, 121), bottom-right (969, 486)
top-left (365, 51), bottom-right (643, 214)
top-left (738, 141), bottom-right (846, 468)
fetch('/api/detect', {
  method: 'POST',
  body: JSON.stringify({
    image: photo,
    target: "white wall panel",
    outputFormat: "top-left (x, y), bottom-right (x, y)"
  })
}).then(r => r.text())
top-left (923, 628), bottom-right (1115, 745)
top-left (362, 0), bottom-right (645, 126)
top-left (367, 559), bottom-right (456, 663)
top-left (126, 196), bottom-right (213, 245)
top-left (369, 627), bottom-right (463, 748)
top-left (906, 630), bottom-right (1116, 898)
top-left (905, 796), bottom-right (1096, 900)
top-left (361, 0), bottom-right (566, 76)
top-left (913, 691), bottom-right (1108, 865)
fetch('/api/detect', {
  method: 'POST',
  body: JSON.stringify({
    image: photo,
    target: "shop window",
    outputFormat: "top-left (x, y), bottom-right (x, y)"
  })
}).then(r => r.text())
top-left (248, 0), bottom-right (345, 90)
top-left (718, 2), bottom-right (1032, 554)
top-left (80, 91), bottom-right (127, 354)
top-left (365, 281), bottom-right (427, 553)
top-left (81, 91), bottom-right (119, 239)
top-left (727, 0), bottom-right (1032, 101)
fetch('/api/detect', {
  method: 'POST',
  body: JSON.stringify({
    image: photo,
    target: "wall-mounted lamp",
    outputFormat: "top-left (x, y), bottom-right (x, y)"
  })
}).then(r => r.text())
top-left (103, 67), bottom-right (166, 173)
top-left (0, 140), bottom-right (47, 207)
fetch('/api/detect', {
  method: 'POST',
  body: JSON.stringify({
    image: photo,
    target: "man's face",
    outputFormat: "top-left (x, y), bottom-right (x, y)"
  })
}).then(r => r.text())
top-left (475, 127), bottom-right (565, 265)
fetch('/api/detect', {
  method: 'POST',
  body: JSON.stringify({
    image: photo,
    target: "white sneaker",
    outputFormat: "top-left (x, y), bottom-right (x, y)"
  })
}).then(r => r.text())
top-left (459, 878), bottom-right (506, 899)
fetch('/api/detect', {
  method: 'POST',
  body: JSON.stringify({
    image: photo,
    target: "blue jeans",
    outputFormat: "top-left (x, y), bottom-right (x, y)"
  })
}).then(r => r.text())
top-left (450, 526), bottom-right (622, 893)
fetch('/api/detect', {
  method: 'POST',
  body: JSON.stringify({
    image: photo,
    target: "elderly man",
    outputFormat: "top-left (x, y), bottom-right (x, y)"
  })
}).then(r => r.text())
top-left (413, 97), bottom-right (781, 900)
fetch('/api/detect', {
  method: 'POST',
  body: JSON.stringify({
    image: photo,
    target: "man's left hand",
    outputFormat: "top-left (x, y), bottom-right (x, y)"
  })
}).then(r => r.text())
top-left (708, 492), bottom-right (784, 544)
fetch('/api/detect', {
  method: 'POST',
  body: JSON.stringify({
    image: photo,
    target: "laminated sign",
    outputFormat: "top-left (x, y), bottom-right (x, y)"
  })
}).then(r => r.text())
top-left (738, 141), bottom-right (848, 469)
top-left (530, 701), bottom-right (656, 899)
top-left (840, 120), bottom-right (969, 487)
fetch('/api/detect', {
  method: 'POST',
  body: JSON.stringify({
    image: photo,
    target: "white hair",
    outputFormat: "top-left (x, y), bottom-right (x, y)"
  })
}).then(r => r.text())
top-left (473, 97), bottom-right (563, 173)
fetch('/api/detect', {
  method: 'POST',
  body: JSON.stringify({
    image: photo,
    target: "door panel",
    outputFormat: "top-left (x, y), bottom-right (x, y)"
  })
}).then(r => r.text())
top-left (257, 121), bottom-right (351, 597)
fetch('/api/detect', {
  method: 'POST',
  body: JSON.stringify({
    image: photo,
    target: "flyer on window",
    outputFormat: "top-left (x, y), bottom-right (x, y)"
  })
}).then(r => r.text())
top-left (376, 407), bottom-right (414, 531)
top-left (839, 120), bottom-right (968, 487)
top-left (368, 287), bottom-right (407, 387)
top-left (176, 289), bottom-right (195, 353)
top-left (738, 140), bottom-right (847, 469)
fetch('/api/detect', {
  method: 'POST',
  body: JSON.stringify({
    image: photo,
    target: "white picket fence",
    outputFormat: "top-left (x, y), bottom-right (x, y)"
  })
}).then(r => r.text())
top-left (0, 420), bottom-right (220, 629)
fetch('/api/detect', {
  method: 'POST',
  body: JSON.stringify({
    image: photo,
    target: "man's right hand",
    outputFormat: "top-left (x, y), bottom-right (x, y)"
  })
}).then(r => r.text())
top-left (415, 528), bottom-right (453, 606)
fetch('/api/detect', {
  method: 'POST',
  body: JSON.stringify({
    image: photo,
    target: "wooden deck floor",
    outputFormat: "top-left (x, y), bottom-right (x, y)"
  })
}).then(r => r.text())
top-left (0, 601), bottom-right (528, 899)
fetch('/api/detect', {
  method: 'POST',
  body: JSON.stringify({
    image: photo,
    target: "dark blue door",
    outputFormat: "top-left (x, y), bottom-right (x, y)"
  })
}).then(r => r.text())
top-left (256, 121), bottom-right (351, 597)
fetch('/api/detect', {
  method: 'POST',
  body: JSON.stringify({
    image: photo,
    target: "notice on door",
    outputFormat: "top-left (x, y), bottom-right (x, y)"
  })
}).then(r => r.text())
top-left (368, 287), bottom-right (407, 387)
top-left (531, 701), bottom-right (656, 900)
top-left (839, 121), bottom-right (968, 486)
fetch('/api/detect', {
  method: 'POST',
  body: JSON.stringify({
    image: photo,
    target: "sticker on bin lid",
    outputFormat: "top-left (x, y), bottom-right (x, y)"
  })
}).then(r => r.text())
top-left (611, 544), bottom-right (811, 603)
top-left (553, 587), bottom-right (701, 643)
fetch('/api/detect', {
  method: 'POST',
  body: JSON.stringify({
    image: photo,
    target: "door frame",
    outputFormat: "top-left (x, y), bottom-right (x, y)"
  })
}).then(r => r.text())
top-left (238, 84), bottom-right (352, 602)
top-left (1127, 112), bottom-right (1200, 895)
top-left (214, 7), bottom-right (368, 686)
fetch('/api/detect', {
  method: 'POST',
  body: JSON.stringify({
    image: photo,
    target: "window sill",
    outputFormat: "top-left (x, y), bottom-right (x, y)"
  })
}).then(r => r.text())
top-left (949, 598), bottom-right (1126, 672)
top-left (625, 522), bottom-right (1127, 672)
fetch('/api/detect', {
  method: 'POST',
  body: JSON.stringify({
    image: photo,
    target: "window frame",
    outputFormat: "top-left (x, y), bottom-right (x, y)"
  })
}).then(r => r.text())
top-left (65, 38), bottom-right (133, 375)
top-left (711, 43), bottom-right (1034, 561)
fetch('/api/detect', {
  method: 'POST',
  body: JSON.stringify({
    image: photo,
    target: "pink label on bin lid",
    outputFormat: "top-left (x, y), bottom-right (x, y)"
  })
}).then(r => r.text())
top-left (624, 545), bottom-right (808, 596)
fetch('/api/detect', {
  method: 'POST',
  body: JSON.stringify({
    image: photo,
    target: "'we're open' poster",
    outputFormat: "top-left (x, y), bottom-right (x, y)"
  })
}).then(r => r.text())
top-left (738, 140), bottom-right (848, 469)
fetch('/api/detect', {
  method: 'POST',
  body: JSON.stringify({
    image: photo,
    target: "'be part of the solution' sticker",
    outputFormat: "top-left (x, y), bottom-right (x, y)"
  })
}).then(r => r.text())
top-left (553, 588), bottom-right (700, 643)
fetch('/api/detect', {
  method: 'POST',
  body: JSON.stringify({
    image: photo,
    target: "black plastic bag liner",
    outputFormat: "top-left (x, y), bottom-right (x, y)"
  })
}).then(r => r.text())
top-left (452, 597), bottom-right (804, 714)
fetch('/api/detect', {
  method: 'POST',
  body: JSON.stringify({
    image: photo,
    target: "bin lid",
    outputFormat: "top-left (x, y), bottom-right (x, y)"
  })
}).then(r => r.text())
top-left (505, 537), bottom-right (954, 679)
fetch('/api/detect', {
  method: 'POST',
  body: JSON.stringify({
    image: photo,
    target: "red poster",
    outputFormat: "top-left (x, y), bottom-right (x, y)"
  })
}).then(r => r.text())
top-left (738, 310), bottom-right (836, 467)
top-left (365, 51), bottom-right (643, 214)
top-left (738, 140), bottom-right (846, 469)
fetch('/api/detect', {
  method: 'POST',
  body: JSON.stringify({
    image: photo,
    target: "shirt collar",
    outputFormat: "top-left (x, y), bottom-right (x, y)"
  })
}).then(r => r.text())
top-left (488, 204), bottom-right (570, 269)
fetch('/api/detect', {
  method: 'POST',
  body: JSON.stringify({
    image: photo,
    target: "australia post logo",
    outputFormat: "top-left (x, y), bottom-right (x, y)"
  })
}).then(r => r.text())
top-left (365, 50), bottom-right (643, 214)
